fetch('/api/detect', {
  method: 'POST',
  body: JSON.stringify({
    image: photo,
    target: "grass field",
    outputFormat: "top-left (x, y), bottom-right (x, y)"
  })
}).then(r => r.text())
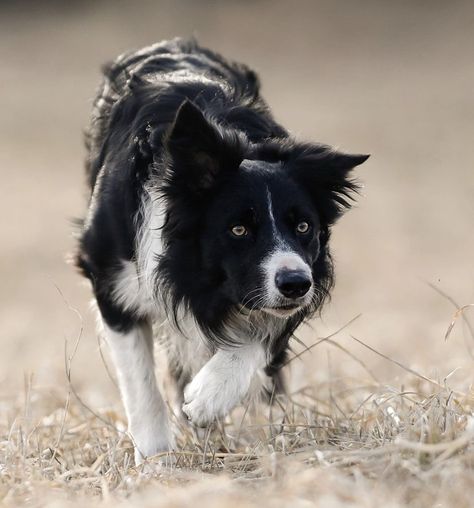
top-left (1, 1), bottom-right (473, 506)
top-left (2, 306), bottom-right (474, 507)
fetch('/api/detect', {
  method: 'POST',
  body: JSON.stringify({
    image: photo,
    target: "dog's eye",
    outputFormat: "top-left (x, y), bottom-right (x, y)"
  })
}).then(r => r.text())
top-left (231, 225), bottom-right (247, 237)
top-left (296, 221), bottom-right (310, 234)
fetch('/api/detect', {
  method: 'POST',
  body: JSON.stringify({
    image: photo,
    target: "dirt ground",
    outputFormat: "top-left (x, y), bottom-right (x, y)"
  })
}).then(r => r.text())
top-left (0, 1), bottom-right (473, 506)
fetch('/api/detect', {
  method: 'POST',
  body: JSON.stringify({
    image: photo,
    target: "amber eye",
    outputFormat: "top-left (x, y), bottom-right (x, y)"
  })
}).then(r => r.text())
top-left (231, 225), bottom-right (247, 236)
top-left (296, 221), bottom-right (310, 234)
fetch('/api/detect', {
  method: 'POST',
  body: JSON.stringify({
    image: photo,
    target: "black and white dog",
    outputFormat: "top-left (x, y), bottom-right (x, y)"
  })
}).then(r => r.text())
top-left (76, 38), bottom-right (368, 464)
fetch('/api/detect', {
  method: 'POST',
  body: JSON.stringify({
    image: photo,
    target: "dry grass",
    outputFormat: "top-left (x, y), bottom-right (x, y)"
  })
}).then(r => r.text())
top-left (2, 309), bottom-right (474, 508)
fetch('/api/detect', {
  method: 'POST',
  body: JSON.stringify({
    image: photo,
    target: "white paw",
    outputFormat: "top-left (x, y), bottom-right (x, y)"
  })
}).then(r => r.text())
top-left (132, 428), bottom-right (175, 466)
top-left (182, 365), bottom-right (242, 427)
top-left (181, 344), bottom-right (266, 427)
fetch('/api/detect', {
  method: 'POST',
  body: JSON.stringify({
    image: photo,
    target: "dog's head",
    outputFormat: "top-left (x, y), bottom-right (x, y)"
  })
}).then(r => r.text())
top-left (158, 101), bottom-right (368, 337)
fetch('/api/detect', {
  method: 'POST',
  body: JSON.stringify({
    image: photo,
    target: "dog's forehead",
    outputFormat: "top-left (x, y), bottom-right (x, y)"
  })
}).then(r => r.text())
top-left (232, 158), bottom-right (309, 208)
top-left (239, 158), bottom-right (283, 174)
top-left (237, 158), bottom-right (301, 198)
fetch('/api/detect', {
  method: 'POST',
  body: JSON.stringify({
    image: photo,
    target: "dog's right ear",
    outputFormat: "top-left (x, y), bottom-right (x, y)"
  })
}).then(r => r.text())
top-left (163, 100), bottom-right (243, 194)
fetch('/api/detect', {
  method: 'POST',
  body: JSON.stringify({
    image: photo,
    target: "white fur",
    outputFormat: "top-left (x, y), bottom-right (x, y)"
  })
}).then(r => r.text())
top-left (136, 184), bottom-right (167, 310)
top-left (111, 261), bottom-right (154, 316)
top-left (266, 185), bottom-right (282, 244)
top-left (162, 310), bottom-right (286, 385)
top-left (108, 184), bottom-right (167, 319)
top-left (161, 315), bottom-right (213, 377)
top-left (182, 342), bottom-right (267, 427)
top-left (102, 321), bottom-right (174, 465)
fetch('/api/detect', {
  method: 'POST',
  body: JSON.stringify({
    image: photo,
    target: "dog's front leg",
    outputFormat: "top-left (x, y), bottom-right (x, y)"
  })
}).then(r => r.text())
top-left (103, 320), bottom-right (174, 464)
top-left (182, 342), bottom-right (266, 427)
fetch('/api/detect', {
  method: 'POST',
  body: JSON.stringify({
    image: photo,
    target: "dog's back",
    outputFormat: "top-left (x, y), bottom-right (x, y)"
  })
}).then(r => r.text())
top-left (85, 38), bottom-right (283, 191)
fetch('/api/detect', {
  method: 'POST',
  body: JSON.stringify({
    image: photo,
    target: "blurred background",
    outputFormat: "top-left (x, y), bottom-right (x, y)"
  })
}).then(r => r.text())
top-left (1, 0), bottom-right (473, 404)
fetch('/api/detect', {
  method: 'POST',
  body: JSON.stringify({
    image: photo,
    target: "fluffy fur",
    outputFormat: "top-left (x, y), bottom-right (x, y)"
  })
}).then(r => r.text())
top-left (76, 38), bottom-right (368, 464)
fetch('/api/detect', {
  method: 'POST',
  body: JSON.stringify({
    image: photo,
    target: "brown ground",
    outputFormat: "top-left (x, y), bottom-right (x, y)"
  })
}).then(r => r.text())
top-left (1, 1), bottom-right (473, 506)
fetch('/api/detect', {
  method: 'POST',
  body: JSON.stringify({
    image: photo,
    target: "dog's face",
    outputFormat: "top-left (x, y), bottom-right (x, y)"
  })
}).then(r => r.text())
top-left (160, 101), bottom-right (368, 326)
top-left (200, 161), bottom-right (322, 318)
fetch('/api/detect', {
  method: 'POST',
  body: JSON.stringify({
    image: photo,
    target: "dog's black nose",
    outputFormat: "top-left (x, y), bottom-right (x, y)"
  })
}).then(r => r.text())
top-left (275, 270), bottom-right (312, 299)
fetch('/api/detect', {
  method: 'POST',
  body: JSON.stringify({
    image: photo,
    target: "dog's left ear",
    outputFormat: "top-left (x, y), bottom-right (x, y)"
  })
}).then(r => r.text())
top-left (290, 146), bottom-right (369, 224)
top-left (164, 100), bottom-right (243, 194)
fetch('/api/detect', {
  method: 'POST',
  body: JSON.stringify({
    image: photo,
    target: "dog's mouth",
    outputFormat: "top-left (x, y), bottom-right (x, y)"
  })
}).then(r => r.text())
top-left (261, 303), bottom-right (302, 318)
top-left (239, 302), bottom-right (303, 318)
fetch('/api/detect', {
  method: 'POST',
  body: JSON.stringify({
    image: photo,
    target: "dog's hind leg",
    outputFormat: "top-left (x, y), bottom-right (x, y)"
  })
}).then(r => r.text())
top-left (101, 318), bottom-right (174, 465)
top-left (182, 342), bottom-right (267, 427)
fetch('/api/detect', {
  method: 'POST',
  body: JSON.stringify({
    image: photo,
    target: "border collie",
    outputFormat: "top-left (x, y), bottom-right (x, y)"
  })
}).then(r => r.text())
top-left (76, 38), bottom-right (368, 464)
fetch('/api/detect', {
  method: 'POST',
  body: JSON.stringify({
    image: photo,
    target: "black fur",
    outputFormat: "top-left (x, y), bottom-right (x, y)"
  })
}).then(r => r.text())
top-left (76, 38), bottom-right (368, 376)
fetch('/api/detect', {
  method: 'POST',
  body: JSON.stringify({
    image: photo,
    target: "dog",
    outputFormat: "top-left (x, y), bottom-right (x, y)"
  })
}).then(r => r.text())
top-left (75, 38), bottom-right (368, 464)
